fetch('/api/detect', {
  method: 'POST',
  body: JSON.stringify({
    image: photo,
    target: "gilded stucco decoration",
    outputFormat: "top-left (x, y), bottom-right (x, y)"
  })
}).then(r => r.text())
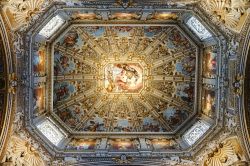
top-left (200, 0), bottom-right (250, 32)
top-left (0, 101), bottom-right (53, 165)
top-left (202, 137), bottom-right (248, 166)
top-left (115, 0), bottom-right (135, 9)
top-left (47, 25), bottom-right (198, 133)
top-left (149, 12), bottom-right (179, 20)
top-left (2, 0), bottom-right (49, 30)
top-left (0, 9), bottom-right (22, 164)
top-left (1, 136), bottom-right (45, 166)
top-left (71, 12), bottom-right (101, 20)
top-left (23, 1), bottom-right (225, 163)
top-left (161, 157), bottom-right (195, 166)
top-left (8, 73), bottom-right (17, 94)
top-left (0, 0), bottom-right (249, 165)
top-left (109, 12), bottom-right (140, 20)
top-left (232, 74), bottom-right (244, 96)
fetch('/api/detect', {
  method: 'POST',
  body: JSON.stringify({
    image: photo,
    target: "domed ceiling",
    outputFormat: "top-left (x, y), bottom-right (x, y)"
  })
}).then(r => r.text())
top-left (1, 0), bottom-right (250, 165)
top-left (25, 3), bottom-right (222, 156)
top-left (52, 25), bottom-right (197, 133)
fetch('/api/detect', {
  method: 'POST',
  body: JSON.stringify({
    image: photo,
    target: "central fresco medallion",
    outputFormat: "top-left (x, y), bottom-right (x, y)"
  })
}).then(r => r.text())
top-left (50, 25), bottom-right (198, 133)
top-left (104, 63), bottom-right (143, 93)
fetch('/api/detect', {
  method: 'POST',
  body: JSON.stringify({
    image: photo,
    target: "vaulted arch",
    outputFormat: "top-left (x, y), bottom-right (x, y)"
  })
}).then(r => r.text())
top-left (0, 15), bottom-right (15, 160)
top-left (242, 25), bottom-right (250, 157)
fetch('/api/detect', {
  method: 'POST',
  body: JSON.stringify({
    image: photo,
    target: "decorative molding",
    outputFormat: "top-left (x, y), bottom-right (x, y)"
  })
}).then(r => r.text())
top-left (1, 136), bottom-right (45, 166)
top-left (0, 0), bottom-right (247, 164)
top-left (20, 3), bottom-right (227, 160)
top-left (0, 13), bottom-right (15, 162)
top-left (1, 0), bottom-right (52, 31)
top-left (199, 0), bottom-right (250, 33)
top-left (240, 18), bottom-right (250, 158)
top-left (201, 137), bottom-right (248, 166)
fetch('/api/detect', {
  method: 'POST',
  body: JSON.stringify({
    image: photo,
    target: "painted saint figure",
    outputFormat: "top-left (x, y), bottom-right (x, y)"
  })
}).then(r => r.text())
top-left (104, 63), bottom-right (143, 93)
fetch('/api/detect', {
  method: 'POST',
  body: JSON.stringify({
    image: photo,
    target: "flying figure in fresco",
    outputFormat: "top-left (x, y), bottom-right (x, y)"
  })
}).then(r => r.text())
top-left (105, 63), bottom-right (143, 93)
top-left (63, 32), bottom-right (79, 47)
top-left (203, 92), bottom-right (215, 117)
top-left (204, 50), bottom-right (216, 76)
top-left (54, 52), bottom-right (76, 75)
top-left (169, 29), bottom-right (189, 48)
top-left (55, 85), bottom-right (69, 101)
top-left (84, 120), bottom-right (105, 132)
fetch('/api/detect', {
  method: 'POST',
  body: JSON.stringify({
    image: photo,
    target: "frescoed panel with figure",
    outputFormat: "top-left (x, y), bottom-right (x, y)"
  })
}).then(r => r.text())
top-left (104, 63), bottom-right (143, 93)
top-left (202, 89), bottom-right (216, 117)
top-left (107, 139), bottom-right (138, 150)
top-left (53, 81), bottom-right (75, 103)
top-left (176, 56), bottom-right (196, 77)
top-left (56, 104), bottom-right (86, 129)
top-left (166, 28), bottom-right (191, 50)
top-left (82, 116), bottom-right (106, 132)
top-left (54, 52), bottom-right (76, 75)
top-left (176, 83), bottom-right (195, 105)
top-left (66, 138), bottom-right (100, 150)
top-left (203, 48), bottom-right (217, 78)
top-left (57, 29), bottom-right (84, 52)
top-left (33, 86), bottom-right (45, 117)
top-left (142, 117), bottom-right (165, 132)
top-left (83, 26), bottom-right (105, 38)
top-left (113, 119), bottom-right (132, 132)
top-left (144, 26), bottom-right (163, 38)
top-left (163, 107), bottom-right (189, 130)
top-left (145, 138), bottom-right (180, 150)
top-left (33, 44), bottom-right (46, 76)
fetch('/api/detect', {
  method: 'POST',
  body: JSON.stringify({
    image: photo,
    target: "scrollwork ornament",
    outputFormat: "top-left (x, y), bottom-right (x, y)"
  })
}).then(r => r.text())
top-left (115, 0), bottom-right (135, 9)
top-left (202, 137), bottom-right (248, 166)
top-left (1, 136), bottom-right (49, 166)
top-left (199, 0), bottom-right (249, 31)
top-left (227, 38), bottom-right (240, 59)
top-left (11, 32), bottom-right (24, 58)
top-left (8, 106), bottom-right (52, 165)
top-left (113, 154), bottom-right (133, 164)
top-left (196, 4), bottom-right (234, 36)
top-left (2, 0), bottom-right (52, 31)
top-left (232, 74), bottom-right (244, 96)
top-left (161, 156), bottom-right (196, 166)
top-left (195, 131), bottom-right (250, 165)
top-left (8, 73), bottom-right (18, 94)
top-left (225, 110), bottom-right (238, 132)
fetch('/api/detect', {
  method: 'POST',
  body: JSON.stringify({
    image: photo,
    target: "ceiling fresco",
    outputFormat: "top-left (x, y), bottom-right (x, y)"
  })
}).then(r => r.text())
top-left (50, 25), bottom-right (197, 133)
top-left (2, 0), bottom-right (250, 165)
top-left (25, 2), bottom-right (225, 157)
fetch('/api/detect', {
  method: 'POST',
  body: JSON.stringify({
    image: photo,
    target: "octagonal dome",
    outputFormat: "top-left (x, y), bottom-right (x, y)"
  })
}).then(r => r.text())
top-left (50, 25), bottom-right (198, 133)
top-left (22, 2), bottom-right (225, 161)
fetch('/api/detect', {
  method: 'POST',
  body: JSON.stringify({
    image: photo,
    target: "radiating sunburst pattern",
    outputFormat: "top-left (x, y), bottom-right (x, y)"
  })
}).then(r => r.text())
top-left (52, 26), bottom-right (197, 133)
top-left (13, 0), bottom-right (44, 26)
